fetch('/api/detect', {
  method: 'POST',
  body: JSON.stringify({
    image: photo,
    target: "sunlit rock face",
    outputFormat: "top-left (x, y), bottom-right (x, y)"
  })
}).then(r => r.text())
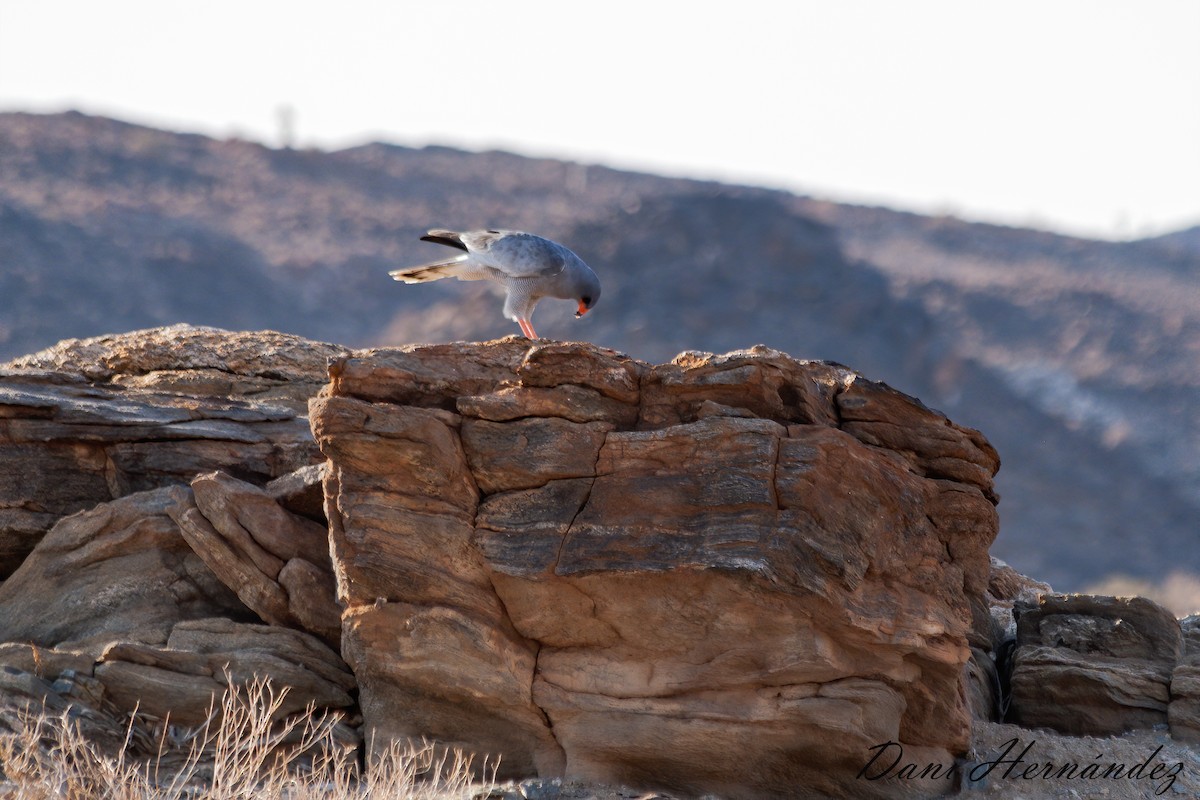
top-left (313, 337), bottom-right (1000, 798)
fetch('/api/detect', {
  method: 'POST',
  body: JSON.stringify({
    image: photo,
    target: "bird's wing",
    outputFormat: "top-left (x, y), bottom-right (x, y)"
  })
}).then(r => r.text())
top-left (419, 230), bottom-right (469, 252)
top-left (461, 231), bottom-right (568, 278)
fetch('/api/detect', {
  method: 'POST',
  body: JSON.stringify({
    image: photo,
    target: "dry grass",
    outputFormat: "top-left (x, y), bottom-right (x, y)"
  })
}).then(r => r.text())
top-left (0, 677), bottom-right (497, 800)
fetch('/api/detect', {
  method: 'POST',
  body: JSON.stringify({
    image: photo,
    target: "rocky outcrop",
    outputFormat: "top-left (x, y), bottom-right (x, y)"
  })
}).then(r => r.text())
top-left (8, 326), bottom-right (1194, 799)
top-left (985, 557), bottom-right (1052, 642)
top-left (1009, 594), bottom-right (1183, 736)
top-left (0, 488), bottom-right (251, 649)
top-left (312, 339), bottom-right (1001, 798)
top-left (93, 618), bottom-right (355, 726)
top-left (168, 471), bottom-right (340, 647)
top-left (0, 484), bottom-right (354, 734)
top-left (0, 326), bottom-right (353, 753)
top-left (961, 557), bottom-right (1052, 723)
top-left (4, 323), bottom-right (345, 411)
top-left (0, 325), bottom-right (343, 577)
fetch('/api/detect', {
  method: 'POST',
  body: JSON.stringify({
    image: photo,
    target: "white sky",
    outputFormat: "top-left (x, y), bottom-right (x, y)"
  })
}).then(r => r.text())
top-left (1, 0), bottom-right (1198, 240)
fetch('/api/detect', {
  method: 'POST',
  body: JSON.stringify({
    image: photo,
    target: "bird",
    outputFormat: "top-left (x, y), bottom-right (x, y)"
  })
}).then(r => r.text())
top-left (389, 229), bottom-right (601, 339)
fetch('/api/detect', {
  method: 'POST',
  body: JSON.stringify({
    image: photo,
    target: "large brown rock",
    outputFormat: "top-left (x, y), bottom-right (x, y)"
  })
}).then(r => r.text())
top-left (313, 339), bottom-right (1001, 798)
top-left (1010, 594), bottom-right (1183, 736)
top-left (0, 325), bottom-right (340, 577)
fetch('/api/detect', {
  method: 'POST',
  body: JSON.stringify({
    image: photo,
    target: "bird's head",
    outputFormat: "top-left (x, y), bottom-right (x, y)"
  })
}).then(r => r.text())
top-left (574, 270), bottom-right (601, 318)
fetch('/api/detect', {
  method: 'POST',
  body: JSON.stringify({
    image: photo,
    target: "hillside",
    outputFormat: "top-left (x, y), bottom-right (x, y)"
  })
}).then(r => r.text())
top-left (1, 110), bottom-right (1198, 592)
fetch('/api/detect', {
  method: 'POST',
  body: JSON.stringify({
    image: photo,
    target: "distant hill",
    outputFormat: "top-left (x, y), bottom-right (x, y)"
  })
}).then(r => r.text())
top-left (2, 110), bottom-right (1198, 592)
top-left (1141, 224), bottom-right (1200, 258)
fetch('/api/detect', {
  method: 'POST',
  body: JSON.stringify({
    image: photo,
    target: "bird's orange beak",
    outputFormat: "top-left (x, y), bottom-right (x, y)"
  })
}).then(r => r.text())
top-left (575, 300), bottom-right (589, 318)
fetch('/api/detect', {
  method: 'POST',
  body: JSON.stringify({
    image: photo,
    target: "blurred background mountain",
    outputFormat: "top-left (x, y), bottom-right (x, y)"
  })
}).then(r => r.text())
top-left (1, 110), bottom-right (1198, 595)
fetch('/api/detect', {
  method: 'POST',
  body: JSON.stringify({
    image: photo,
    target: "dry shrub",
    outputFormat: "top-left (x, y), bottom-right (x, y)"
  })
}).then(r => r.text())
top-left (0, 676), bottom-right (497, 799)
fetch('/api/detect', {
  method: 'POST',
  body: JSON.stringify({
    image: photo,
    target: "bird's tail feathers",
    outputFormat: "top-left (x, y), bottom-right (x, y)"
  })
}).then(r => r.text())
top-left (389, 254), bottom-right (470, 284)
top-left (419, 230), bottom-right (468, 252)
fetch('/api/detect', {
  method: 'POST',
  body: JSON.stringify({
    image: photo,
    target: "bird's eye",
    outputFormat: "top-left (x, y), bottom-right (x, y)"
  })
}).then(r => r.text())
top-left (582, 296), bottom-right (592, 306)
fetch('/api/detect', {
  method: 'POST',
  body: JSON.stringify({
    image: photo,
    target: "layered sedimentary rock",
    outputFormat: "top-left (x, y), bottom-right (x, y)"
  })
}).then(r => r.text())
top-left (1009, 594), bottom-right (1183, 736)
top-left (312, 338), bottom-right (1001, 798)
top-left (0, 487), bottom-right (250, 649)
top-left (0, 325), bottom-right (343, 577)
top-left (0, 483), bottom-right (352, 739)
top-left (962, 557), bottom-right (1052, 723)
top-left (7, 325), bottom-right (1198, 798)
top-left (169, 471), bottom-right (340, 647)
top-left (1169, 615), bottom-right (1200, 744)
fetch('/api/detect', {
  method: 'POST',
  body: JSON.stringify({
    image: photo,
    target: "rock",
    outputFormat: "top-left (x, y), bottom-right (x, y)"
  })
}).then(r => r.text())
top-left (517, 341), bottom-right (644, 405)
top-left (341, 602), bottom-right (563, 779)
top-left (326, 337), bottom-right (533, 407)
top-left (0, 643), bottom-right (95, 681)
top-left (95, 618), bottom-right (355, 726)
top-left (1180, 614), bottom-right (1200, 660)
top-left (167, 474), bottom-right (341, 648)
top-left (963, 557), bottom-right (1054, 717)
top-left (5, 324), bottom-right (346, 409)
top-left (970, 720), bottom-right (1200, 798)
top-left (1170, 664), bottom-right (1200, 744)
top-left (0, 483), bottom-right (354, 736)
top-left (0, 620), bottom-right (357, 757)
top-left (313, 389), bottom-right (559, 777)
top-left (457, 385), bottom-right (638, 428)
top-left (312, 339), bottom-right (1001, 798)
top-left (837, 377), bottom-right (999, 502)
top-left (964, 646), bottom-right (1000, 723)
top-left (0, 326), bottom-right (335, 578)
top-left (636, 345), bottom-right (842, 429)
top-left (461, 417), bottom-right (612, 495)
top-left (0, 488), bottom-right (251, 649)
top-left (0, 665), bottom-right (129, 752)
top-left (265, 462), bottom-right (329, 522)
top-left (1169, 615), bottom-right (1200, 743)
top-left (1009, 594), bottom-right (1182, 736)
top-left (985, 557), bottom-right (1051, 643)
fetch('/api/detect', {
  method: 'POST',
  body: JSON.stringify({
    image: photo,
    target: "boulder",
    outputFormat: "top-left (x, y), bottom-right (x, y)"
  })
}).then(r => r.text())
top-left (0, 487), bottom-right (251, 649)
top-left (961, 558), bottom-right (1052, 723)
top-left (313, 339), bottom-right (1001, 798)
top-left (95, 618), bottom-right (356, 726)
top-left (0, 618), bottom-right (358, 757)
top-left (0, 325), bottom-right (338, 577)
top-left (168, 471), bottom-right (340, 647)
top-left (1169, 615), bottom-right (1200, 743)
top-left (265, 462), bottom-right (329, 522)
top-left (0, 485), bottom-right (355, 741)
top-left (5, 323), bottom-right (346, 411)
top-left (0, 665), bottom-right (130, 753)
top-left (985, 556), bottom-right (1051, 643)
top-left (1009, 594), bottom-right (1182, 736)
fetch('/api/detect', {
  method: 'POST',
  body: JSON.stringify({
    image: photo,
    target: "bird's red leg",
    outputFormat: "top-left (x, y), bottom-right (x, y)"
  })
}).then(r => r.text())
top-left (517, 319), bottom-right (538, 339)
